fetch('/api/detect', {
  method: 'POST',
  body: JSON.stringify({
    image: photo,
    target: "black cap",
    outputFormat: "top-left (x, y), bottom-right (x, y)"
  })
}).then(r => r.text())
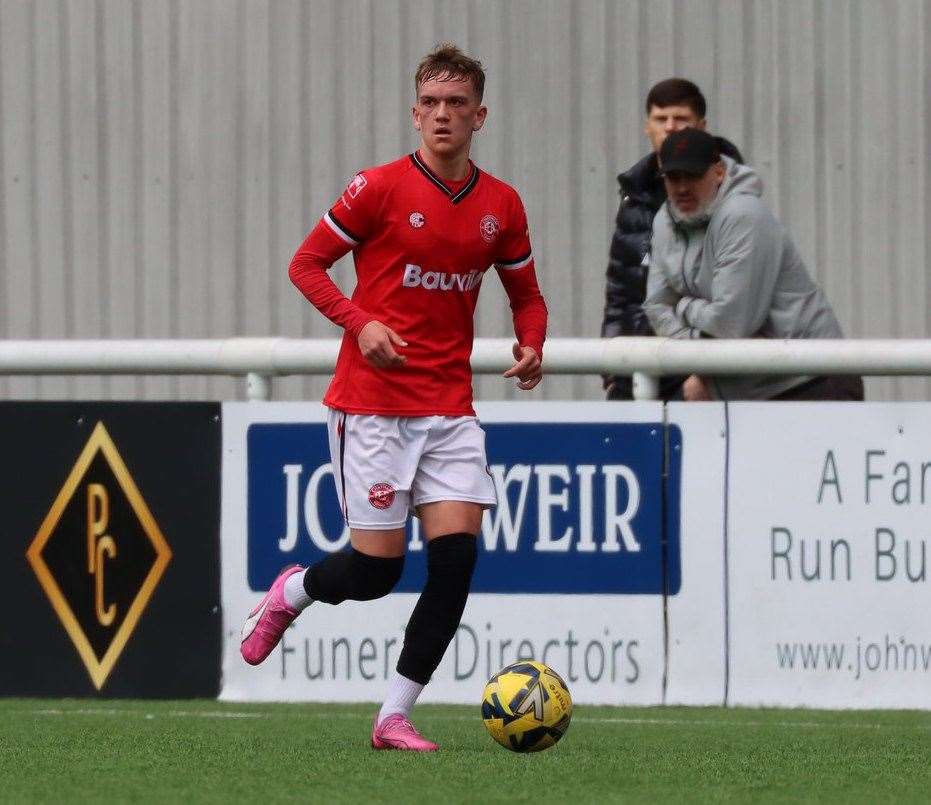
top-left (659, 128), bottom-right (720, 176)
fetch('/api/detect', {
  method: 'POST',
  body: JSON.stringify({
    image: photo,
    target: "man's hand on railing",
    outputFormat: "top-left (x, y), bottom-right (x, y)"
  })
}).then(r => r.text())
top-left (683, 374), bottom-right (713, 401)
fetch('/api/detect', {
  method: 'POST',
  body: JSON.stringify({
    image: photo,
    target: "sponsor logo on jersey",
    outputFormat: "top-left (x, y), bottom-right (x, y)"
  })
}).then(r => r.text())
top-left (340, 173), bottom-right (368, 210)
top-left (409, 212), bottom-right (425, 229)
top-left (347, 173), bottom-right (367, 198)
top-left (368, 483), bottom-right (396, 510)
top-left (402, 263), bottom-right (483, 292)
top-left (479, 214), bottom-right (500, 243)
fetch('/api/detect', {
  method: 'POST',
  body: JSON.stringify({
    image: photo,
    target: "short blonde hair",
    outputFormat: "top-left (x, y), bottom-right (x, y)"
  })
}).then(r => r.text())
top-left (414, 43), bottom-right (485, 100)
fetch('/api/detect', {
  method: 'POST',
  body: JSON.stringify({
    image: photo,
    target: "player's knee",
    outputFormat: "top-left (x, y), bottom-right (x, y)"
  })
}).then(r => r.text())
top-left (307, 549), bottom-right (403, 604)
top-left (426, 532), bottom-right (478, 583)
top-left (396, 534), bottom-right (478, 683)
top-left (354, 550), bottom-right (405, 600)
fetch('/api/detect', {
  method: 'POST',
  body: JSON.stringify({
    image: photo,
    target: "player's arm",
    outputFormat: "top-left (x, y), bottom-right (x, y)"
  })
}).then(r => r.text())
top-left (494, 201), bottom-right (547, 391)
top-left (497, 261), bottom-right (546, 389)
top-left (288, 226), bottom-right (406, 368)
top-left (288, 222), bottom-right (373, 336)
top-left (288, 175), bottom-right (407, 368)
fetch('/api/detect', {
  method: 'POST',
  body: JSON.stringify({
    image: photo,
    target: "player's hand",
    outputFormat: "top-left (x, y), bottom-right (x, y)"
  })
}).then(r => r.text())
top-left (683, 374), bottom-right (712, 401)
top-left (357, 320), bottom-right (408, 368)
top-left (503, 342), bottom-right (542, 390)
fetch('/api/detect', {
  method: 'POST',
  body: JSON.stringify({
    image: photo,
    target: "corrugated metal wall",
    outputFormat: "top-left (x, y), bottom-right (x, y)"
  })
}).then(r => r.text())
top-left (0, 0), bottom-right (927, 402)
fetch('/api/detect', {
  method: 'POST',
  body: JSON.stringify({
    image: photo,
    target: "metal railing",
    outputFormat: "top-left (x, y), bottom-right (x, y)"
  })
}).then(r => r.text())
top-left (0, 337), bottom-right (927, 400)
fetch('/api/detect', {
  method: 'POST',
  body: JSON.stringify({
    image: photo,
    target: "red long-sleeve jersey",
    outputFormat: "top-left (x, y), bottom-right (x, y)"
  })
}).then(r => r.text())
top-left (289, 152), bottom-right (548, 416)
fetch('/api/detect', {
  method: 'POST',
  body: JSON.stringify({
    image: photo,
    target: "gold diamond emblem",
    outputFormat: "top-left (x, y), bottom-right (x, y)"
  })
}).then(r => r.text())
top-left (26, 421), bottom-right (172, 690)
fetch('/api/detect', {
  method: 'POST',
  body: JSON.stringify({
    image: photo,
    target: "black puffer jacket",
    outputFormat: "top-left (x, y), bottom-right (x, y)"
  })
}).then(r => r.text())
top-left (601, 137), bottom-right (744, 400)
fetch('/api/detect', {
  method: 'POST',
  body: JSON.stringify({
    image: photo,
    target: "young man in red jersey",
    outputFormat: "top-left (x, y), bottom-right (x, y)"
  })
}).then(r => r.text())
top-left (240, 44), bottom-right (548, 751)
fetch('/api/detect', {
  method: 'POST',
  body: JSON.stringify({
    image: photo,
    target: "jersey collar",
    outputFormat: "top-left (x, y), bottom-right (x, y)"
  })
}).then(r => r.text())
top-left (410, 152), bottom-right (480, 205)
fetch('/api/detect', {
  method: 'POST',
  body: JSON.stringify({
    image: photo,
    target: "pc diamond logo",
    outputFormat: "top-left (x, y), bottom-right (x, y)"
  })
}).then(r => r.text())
top-left (25, 422), bottom-right (172, 690)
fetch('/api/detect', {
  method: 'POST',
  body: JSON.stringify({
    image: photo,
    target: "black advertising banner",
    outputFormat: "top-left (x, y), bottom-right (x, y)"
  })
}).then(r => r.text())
top-left (0, 403), bottom-right (221, 697)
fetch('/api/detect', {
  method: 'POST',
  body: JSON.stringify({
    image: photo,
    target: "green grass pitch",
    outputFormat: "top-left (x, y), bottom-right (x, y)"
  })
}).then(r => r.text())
top-left (2, 699), bottom-right (931, 803)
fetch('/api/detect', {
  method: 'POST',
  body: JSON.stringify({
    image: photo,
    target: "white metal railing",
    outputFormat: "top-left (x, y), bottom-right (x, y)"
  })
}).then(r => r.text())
top-left (0, 337), bottom-right (927, 400)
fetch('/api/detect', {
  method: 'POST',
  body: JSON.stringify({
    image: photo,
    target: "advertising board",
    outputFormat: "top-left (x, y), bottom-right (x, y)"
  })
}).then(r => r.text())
top-left (665, 403), bottom-right (728, 705)
top-left (220, 402), bottom-right (684, 705)
top-left (1, 403), bottom-right (221, 697)
top-left (727, 404), bottom-right (931, 708)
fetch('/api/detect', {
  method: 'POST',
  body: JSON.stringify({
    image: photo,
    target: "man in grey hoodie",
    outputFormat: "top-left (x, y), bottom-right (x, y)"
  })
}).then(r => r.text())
top-left (643, 128), bottom-right (863, 401)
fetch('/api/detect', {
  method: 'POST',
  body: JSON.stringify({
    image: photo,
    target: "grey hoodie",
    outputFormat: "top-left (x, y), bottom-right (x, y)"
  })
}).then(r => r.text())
top-left (644, 155), bottom-right (844, 400)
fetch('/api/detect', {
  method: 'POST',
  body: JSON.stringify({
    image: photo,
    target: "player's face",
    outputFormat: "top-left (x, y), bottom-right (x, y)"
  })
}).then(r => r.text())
top-left (663, 160), bottom-right (725, 218)
top-left (413, 74), bottom-right (487, 160)
top-left (644, 104), bottom-right (705, 153)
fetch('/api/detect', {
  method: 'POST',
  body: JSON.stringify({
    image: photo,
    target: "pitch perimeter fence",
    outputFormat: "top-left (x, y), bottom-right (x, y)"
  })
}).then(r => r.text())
top-left (5, 337), bottom-right (931, 708)
top-left (0, 337), bottom-right (929, 399)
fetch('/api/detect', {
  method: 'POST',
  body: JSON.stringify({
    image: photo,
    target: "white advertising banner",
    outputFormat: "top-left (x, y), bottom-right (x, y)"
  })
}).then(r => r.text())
top-left (665, 403), bottom-right (728, 706)
top-left (727, 403), bottom-right (931, 709)
top-left (224, 593), bottom-right (660, 706)
top-left (219, 401), bottom-right (674, 705)
top-left (221, 398), bottom-right (931, 709)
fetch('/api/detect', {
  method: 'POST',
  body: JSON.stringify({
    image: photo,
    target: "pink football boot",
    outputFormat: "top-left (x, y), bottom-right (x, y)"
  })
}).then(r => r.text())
top-left (240, 565), bottom-right (304, 666)
top-left (371, 713), bottom-right (439, 752)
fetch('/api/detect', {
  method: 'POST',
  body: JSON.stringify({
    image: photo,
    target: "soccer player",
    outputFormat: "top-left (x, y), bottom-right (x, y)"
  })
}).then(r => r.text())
top-left (240, 44), bottom-right (548, 752)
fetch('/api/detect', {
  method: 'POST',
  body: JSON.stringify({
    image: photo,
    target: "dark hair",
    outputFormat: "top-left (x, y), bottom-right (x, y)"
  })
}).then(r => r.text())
top-left (415, 43), bottom-right (485, 100)
top-left (645, 78), bottom-right (706, 119)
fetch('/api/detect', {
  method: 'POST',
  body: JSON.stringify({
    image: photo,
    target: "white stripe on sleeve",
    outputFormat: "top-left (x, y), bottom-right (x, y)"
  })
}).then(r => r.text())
top-left (323, 212), bottom-right (360, 246)
top-left (495, 253), bottom-right (533, 271)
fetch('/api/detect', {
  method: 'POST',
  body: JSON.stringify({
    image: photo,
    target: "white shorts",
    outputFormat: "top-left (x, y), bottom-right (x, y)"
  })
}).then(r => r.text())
top-left (327, 409), bottom-right (498, 530)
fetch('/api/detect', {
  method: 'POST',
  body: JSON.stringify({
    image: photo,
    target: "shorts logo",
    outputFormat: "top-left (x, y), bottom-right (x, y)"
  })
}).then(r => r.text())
top-left (409, 212), bottom-right (425, 229)
top-left (480, 214), bottom-right (500, 243)
top-left (368, 483), bottom-right (396, 510)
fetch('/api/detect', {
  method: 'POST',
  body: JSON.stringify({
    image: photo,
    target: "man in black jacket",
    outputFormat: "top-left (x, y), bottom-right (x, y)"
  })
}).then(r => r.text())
top-left (601, 78), bottom-right (743, 400)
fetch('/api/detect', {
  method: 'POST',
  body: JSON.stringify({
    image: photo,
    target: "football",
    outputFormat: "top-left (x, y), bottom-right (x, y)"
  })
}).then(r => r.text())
top-left (481, 661), bottom-right (572, 752)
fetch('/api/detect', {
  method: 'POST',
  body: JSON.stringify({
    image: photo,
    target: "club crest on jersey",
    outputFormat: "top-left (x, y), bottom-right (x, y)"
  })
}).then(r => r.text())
top-left (479, 214), bottom-right (500, 243)
top-left (409, 212), bottom-right (425, 229)
top-left (368, 483), bottom-right (396, 510)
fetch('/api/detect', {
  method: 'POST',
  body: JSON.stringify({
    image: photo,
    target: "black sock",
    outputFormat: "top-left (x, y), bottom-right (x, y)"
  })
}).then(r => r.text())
top-left (397, 533), bottom-right (477, 685)
top-left (305, 549), bottom-right (404, 605)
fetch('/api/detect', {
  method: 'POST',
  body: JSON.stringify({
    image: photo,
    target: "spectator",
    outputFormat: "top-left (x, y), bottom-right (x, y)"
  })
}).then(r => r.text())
top-left (644, 128), bottom-right (863, 401)
top-left (601, 78), bottom-right (743, 400)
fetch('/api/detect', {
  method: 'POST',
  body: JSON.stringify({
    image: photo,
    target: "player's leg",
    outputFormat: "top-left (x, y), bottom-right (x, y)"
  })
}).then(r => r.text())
top-left (287, 411), bottom-right (413, 608)
top-left (393, 501), bottom-right (483, 695)
top-left (372, 416), bottom-right (495, 750)
top-left (372, 501), bottom-right (482, 752)
top-left (241, 411), bottom-right (414, 666)
top-left (288, 527), bottom-right (406, 602)
top-left (242, 528), bottom-right (407, 666)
